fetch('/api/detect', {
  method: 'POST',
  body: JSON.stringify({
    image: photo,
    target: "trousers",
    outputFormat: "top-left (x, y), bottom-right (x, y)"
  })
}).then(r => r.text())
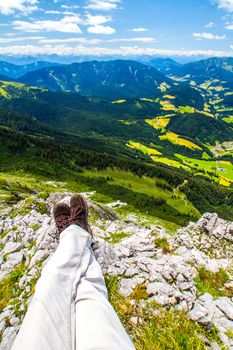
top-left (12, 225), bottom-right (135, 350)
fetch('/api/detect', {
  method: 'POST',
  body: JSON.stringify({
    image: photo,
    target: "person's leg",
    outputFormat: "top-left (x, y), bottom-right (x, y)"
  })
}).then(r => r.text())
top-left (68, 194), bottom-right (135, 349)
top-left (75, 250), bottom-right (136, 350)
top-left (12, 224), bottom-right (92, 350)
top-left (12, 195), bottom-right (135, 350)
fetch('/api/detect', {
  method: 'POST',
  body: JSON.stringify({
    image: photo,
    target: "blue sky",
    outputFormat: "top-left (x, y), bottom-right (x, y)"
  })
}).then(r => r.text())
top-left (0, 0), bottom-right (233, 58)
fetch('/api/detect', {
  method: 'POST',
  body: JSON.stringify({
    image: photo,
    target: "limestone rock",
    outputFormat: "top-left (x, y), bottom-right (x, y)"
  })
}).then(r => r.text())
top-left (0, 195), bottom-right (233, 349)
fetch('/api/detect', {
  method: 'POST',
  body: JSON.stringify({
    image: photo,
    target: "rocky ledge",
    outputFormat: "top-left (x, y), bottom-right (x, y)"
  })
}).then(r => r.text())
top-left (0, 193), bottom-right (232, 349)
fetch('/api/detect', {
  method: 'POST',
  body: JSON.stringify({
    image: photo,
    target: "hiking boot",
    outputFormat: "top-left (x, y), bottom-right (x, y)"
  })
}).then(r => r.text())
top-left (69, 194), bottom-right (92, 234)
top-left (53, 203), bottom-right (71, 237)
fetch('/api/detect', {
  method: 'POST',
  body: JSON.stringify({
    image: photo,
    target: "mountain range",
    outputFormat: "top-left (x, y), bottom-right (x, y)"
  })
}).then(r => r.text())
top-left (0, 61), bottom-right (60, 79)
top-left (18, 60), bottom-right (174, 99)
top-left (167, 57), bottom-right (233, 87)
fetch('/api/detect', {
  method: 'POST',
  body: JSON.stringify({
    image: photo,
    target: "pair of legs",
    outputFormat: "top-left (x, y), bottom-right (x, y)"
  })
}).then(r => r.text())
top-left (12, 195), bottom-right (135, 350)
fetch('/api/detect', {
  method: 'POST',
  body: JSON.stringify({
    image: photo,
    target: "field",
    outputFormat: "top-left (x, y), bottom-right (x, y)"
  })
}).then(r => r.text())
top-left (160, 100), bottom-right (177, 111)
top-left (159, 132), bottom-right (202, 151)
top-left (127, 141), bottom-right (161, 156)
top-left (145, 116), bottom-right (172, 130)
top-left (126, 139), bottom-right (233, 187)
top-left (152, 156), bottom-right (188, 170)
top-left (222, 115), bottom-right (233, 124)
top-left (176, 154), bottom-right (233, 186)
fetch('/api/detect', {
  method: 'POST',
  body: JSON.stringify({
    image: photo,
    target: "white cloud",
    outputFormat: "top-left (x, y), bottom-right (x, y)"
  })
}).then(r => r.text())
top-left (85, 0), bottom-right (120, 11)
top-left (88, 24), bottom-right (115, 34)
top-left (205, 22), bottom-right (214, 28)
top-left (45, 10), bottom-right (62, 14)
top-left (85, 14), bottom-right (111, 25)
top-left (0, 44), bottom-right (232, 58)
top-left (1, 36), bottom-right (44, 43)
top-left (39, 38), bottom-right (102, 44)
top-left (61, 5), bottom-right (80, 9)
top-left (215, 0), bottom-right (233, 11)
top-left (84, 14), bottom-right (115, 34)
top-left (13, 13), bottom-right (115, 34)
top-left (63, 11), bottom-right (77, 15)
top-left (130, 28), bottom-right (148, 32)
top-left (39, 37), bottom-right (157, 44)
top-left (108, 37), bottom-right (156, 43)
top-left (225, 23), bottom-right (233, 29)
top-left (0, 0), bottom-right (38, 15)
top-left (13, 16), bottom-right (83, 33)
top-left (44, 10), bottom-right (78, 15)
top-left (193, 32), bottom-right (226, 39)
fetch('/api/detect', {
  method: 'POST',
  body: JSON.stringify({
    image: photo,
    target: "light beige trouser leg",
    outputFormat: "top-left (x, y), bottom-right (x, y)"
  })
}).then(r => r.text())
top-left (11, 225), bottom-right (135, 350)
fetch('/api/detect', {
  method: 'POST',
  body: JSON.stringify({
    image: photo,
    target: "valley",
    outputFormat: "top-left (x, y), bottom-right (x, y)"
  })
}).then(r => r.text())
top-left (0, 57), bottom-right (232, 227)
top-left (0, 58), bottom-right (232, 192)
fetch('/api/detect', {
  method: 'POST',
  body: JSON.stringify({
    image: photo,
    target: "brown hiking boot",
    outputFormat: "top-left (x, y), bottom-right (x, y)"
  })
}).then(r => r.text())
top-left (69, 194), bottom-right (92, 234)
top-left (53, 203), bottom-right (71, 237)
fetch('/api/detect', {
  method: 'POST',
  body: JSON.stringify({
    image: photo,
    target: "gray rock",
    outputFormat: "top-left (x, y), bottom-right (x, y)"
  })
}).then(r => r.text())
top-left (9, 317), bottom-right (20, 327)
top-left (188, 303), bottom-right (209, 323)
top-left (0, 326), bottom-right (20, 350)
top-left (119, 277), bottom-right (145, 297)
top-left (209, 342), bottom-right (221, 350)
top-left (215, 297), bottom-right (233, 320)
top-left (3, 242), bottom-right (23, 254)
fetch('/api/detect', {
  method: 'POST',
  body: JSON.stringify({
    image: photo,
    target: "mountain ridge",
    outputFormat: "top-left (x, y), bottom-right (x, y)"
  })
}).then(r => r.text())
top-left (0, 60), bottom-right (61, 79)
top-left (168, 57), bottom-right (233, 87)
top-left (18, 59), bottom-right (175, 99)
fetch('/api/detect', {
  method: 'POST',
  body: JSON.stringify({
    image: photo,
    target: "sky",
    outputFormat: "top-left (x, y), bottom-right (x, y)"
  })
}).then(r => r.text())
top-left (0, 0), bottom-right (233, 58)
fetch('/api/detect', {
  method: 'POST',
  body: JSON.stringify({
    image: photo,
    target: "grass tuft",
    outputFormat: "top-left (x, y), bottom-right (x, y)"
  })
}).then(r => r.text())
top-left (153, 236), bottom-right (172, 254)
top-left (0, 263), bottom-right (26, 313)
top-left (130, 284), bottom-right (148, 300)
top-left (194, 267), bottom-right (229, 299)
top-left (109, 232), bottom-right (131, 244)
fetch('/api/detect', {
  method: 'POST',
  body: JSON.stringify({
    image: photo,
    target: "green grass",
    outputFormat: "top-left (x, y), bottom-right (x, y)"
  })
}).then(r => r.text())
top-left (115, 205), bottom-right (180, 234)
top-left (179, 106), bottom-right (195, 113)
top-left (134, 310), bottom-right (212, 350)
top-left (29, 224), bottom-right (41, 231)
top-left (105, 275), bottom-right (223, 350)
top-left (9, 196), bottom-right (48, 218)
top-left (153, 236), bottom-right (172, 254)
top-left (0, 81), bottom-right (45, 99)
top-left (194, 267), bottom-right (230, 299)
top-left (0, 167), bottom-right (192, 227)
top-left (109, 232), bottom-right (131, 243)
top-left (222, 115), bottom-right (233, 124)
top-left (130, 284), bottom-right (149, 300)
top-left (0, 263), bottom-right (25, 313)
top-left (0, 172), bottom-right (65, 204)
top-left (152, 156), bottom-right (189, 170)
top-left (0, 229), bottom-right (10, 239)
top-left (105, 275), bottom-right (133, 326)
top-left (176, 154), bottom-right (233, 184)
top-left (84, 168), bottom-right (200, 219)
